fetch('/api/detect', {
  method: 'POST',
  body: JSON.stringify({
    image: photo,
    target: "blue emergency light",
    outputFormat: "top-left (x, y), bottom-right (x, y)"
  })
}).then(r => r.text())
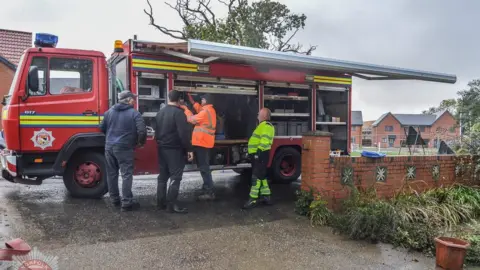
top-left (34, 33), bottom-right (58, 48)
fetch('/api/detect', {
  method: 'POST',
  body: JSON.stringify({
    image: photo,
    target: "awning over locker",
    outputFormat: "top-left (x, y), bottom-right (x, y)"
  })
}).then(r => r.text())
top-left (129, 39), bottom-right (456, 84)
top-left (187, 39), bottom-right (457, 84)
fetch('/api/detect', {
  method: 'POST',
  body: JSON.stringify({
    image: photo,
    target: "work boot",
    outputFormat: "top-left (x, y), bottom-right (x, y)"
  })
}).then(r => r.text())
top-left (111, 198), bottom-right (121, 207)
top-left (261, 196), bottom-right (273, 206)
top-left (242, 198), bottom-right (258, 209)
top-left (197, 190), bottom-right (216, 201)
top-left (156, 182), bottom-right (167, 210)
top-left (167, 203), bottom-right (188, 214)
top-left (121, 201), bottom-right (140, 212)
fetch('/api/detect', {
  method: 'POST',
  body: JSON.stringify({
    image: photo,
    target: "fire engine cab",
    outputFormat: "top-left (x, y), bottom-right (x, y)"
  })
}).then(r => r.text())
top-left (0, 33), bottom-right (456, 198)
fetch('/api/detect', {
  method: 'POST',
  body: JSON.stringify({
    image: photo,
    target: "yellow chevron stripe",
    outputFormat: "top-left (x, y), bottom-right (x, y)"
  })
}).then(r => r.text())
top-left (20, 115), bottom-right (100, 121)
top-left (20, 121), bottom-right (100, 125)
top-left (132, 59), bottom-right (198, 69)
top-left (313, 76), bottom-right (352, 83)
top-left (132, 63), bottom-right (198, 72)
top-left (314, 79), bottom-right (352, 85)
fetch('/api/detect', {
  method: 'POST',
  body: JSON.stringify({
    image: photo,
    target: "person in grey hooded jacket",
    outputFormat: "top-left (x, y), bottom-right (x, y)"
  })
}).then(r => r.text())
top-left (100, 90), bottom-right (146, 211)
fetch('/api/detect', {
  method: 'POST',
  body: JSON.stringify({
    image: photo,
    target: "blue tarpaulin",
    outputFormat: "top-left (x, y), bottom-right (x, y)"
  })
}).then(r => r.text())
top-left (361, 151), bottom-right (386, 158)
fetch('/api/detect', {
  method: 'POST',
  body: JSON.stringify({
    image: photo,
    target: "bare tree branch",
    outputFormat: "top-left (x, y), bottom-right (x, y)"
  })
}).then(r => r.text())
top-left (199, 0), bottom-right (216, 26)
top-left (144, 0), bottom-right (186, 39)
top-left (218, 0), bottom-right (236, 13)
top-left (165, 1), bottom-right (191, 27)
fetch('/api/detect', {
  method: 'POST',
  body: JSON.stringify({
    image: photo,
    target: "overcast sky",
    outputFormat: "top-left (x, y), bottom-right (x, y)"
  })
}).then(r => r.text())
top-left (2, 0), bottom-right (479, 121)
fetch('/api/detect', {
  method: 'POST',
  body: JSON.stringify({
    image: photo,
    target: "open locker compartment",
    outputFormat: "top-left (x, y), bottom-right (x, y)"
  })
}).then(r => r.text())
top-left (135, 73), bottom-right (168, 133)
top-left (263, 82), bottom-right (312, 136)
top-left (316, 85), bottom-right (349, 154)
top-left (173, 75), bottom-right (259, 167)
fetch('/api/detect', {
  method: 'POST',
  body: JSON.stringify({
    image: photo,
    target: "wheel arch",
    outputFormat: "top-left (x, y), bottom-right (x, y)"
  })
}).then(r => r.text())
top-left (53, 132), bottom-right (105, 175)
top-left (268, 142), bottom-right (302, 167)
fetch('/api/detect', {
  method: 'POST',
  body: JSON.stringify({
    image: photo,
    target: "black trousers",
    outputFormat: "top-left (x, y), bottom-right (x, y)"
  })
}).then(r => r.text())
top-left (157, 147), bottom-right (186, 205)
top-left (194, 146), bottom-right (214, 190)
top-left (252, 150), bottom-right (270, 181)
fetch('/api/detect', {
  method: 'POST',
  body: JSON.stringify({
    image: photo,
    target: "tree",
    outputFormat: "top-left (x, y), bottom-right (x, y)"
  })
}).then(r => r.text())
top-left (144, 0), bottom-right (317, 55)
top-left (422, 98), bottom-right (457, 115)
top-left (457, 79), bottom-right (480, 133)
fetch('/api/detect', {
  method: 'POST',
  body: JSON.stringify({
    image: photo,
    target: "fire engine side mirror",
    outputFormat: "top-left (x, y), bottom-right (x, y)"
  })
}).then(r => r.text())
top-left (27, 66), bottom-right (40, 93)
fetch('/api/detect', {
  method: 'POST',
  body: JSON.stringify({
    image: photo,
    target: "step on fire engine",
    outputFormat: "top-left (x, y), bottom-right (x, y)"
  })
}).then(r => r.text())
top-left (0, 33), bottom-right (456, 198)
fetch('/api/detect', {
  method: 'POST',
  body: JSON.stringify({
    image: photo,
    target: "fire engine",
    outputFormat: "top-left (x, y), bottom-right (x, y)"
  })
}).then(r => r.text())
top-left (0, 33), bottom-right (456, 198)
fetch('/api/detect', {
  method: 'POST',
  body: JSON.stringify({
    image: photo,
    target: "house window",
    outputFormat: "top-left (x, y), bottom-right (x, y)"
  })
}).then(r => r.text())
top-left (382, 137), bottom-right (387, 143)
top-left (385, 126), bottom-right (393, 132)
top-left (351, 137), bottom-right (356, 143)
top-left (352, 126), bottom-right (356, 131)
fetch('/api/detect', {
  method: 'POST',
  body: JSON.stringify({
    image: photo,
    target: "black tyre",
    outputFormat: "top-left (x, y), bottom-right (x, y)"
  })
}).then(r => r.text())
top-left (270, 147), bottom-right (301, 184)
top-left (63, 151), bottom-right (108, 198)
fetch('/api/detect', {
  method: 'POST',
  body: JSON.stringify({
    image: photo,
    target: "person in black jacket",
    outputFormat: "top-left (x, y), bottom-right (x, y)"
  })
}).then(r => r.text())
top-left (155, 90), bottom-right (193, 214)
top-left (100, 90), bottom-right (146, 211)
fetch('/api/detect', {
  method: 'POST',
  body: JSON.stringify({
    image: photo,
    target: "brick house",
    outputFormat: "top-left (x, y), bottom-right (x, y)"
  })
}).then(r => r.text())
top-left (0, 29), bottom-right (32, 126)
top-left (361, 120), bottom-right (374, 146)
top-left (371, 110), bottom-right (459, 148)
top-left (350, 111), bottom-right (363, 148)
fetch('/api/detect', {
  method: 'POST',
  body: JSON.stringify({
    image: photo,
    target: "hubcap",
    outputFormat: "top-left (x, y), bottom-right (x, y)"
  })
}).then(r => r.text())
top-left (74, 162), bottom-right (101, 188)
top-left (280, 155), bottom-right (295, 177)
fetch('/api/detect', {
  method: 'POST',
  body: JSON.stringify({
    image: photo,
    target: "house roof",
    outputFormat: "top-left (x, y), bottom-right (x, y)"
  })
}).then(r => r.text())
top-left (0, 29), bottom-right (32, 65)
top-left (351, 111), bottom-right (363, 126)
top-left (0, 54), bottom-right (15, 70)
top-left (372, 110), bottom-right (451, 127)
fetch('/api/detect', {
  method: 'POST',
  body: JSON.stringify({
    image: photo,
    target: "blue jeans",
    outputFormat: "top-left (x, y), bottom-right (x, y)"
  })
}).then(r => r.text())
top-left (194, 146), bottom-right (214, 191)
top-left (105, 145), bottom-right (135, 207)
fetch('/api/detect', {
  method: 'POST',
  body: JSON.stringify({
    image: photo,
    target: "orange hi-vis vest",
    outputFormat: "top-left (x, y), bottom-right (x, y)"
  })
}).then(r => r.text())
top-left (184, 103), bottom-right (216, 148)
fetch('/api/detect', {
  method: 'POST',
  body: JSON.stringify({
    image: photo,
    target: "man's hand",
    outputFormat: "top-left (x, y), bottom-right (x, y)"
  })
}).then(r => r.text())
top-left (187, 152), bottom-right (194, 162)
top-left (187, 93), bottom-right (195, 104)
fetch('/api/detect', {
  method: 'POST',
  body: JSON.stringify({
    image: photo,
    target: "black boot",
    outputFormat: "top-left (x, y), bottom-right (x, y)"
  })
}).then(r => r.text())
top-left (166, 179), bottom-right (188, 214)
top-left (261, 196), bottom-right (273, 206)
top-left (197, 189), bottom-right (216, 201)
top-left (242, 198), bottom-right (258, 209)
top-left (156, 181), bottom-right (167, 210)
top-left (167, 203), bottom-right (188, 214)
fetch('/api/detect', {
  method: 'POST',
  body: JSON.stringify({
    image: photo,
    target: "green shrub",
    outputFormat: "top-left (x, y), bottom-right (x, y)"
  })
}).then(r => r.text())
top-left (465, 234), bottom-right (480, 264)
top-left (294, 188), bottom-right (333, 226)
top-left (294, 188), bottom-right (315, 216)
top-left (309, 197), bottom-right (332, 226)
top-left (325, 185), bottom-right (480, 252)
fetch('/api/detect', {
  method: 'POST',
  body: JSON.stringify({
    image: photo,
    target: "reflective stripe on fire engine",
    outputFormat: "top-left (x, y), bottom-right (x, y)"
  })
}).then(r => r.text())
top-left (19, 114), bottom-right (103, 128)
top-left (132, 56), bottom-right (200, 73)
top-left (311, 75), bottom-right (352, 85)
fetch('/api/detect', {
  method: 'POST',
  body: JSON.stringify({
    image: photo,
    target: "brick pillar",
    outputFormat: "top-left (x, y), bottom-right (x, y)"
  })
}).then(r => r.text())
top-left (301, 131), bottom-right (332, 191)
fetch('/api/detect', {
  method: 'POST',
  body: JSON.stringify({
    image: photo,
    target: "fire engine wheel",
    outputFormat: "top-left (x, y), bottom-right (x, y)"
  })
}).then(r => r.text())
top-left (63, 152), bottom-right (108, 199)
top-left (271, 147), bottom-right (301, 184)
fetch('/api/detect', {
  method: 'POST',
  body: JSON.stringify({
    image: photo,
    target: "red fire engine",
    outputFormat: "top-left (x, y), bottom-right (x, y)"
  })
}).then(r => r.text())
top-left (0, 34), bottom-right (456, 198)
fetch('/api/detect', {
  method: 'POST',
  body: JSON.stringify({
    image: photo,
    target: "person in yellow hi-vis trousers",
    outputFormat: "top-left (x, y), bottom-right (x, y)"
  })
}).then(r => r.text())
top-left (243, 108), bottom-right (275, 209)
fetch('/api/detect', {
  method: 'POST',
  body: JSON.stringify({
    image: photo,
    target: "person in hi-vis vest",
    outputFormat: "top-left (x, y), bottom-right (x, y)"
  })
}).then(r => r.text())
top-left (181, 93), bottom-right (217, 200)
top-left (243, 108), bottom-right (275, 209)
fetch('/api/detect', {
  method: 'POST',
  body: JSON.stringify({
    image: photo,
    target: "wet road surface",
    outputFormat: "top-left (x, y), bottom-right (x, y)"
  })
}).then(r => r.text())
top-left (0, 171), bottom-right (436, 269)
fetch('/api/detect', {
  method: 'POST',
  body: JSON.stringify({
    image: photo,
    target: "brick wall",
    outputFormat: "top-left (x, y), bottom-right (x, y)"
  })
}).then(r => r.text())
top-left (301, 131), bottom-right (475, 210)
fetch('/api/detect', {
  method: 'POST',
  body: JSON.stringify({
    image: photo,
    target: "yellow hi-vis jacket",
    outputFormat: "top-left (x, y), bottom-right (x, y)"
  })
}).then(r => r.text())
top-left (248, 121), bottom-right (275, 154)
